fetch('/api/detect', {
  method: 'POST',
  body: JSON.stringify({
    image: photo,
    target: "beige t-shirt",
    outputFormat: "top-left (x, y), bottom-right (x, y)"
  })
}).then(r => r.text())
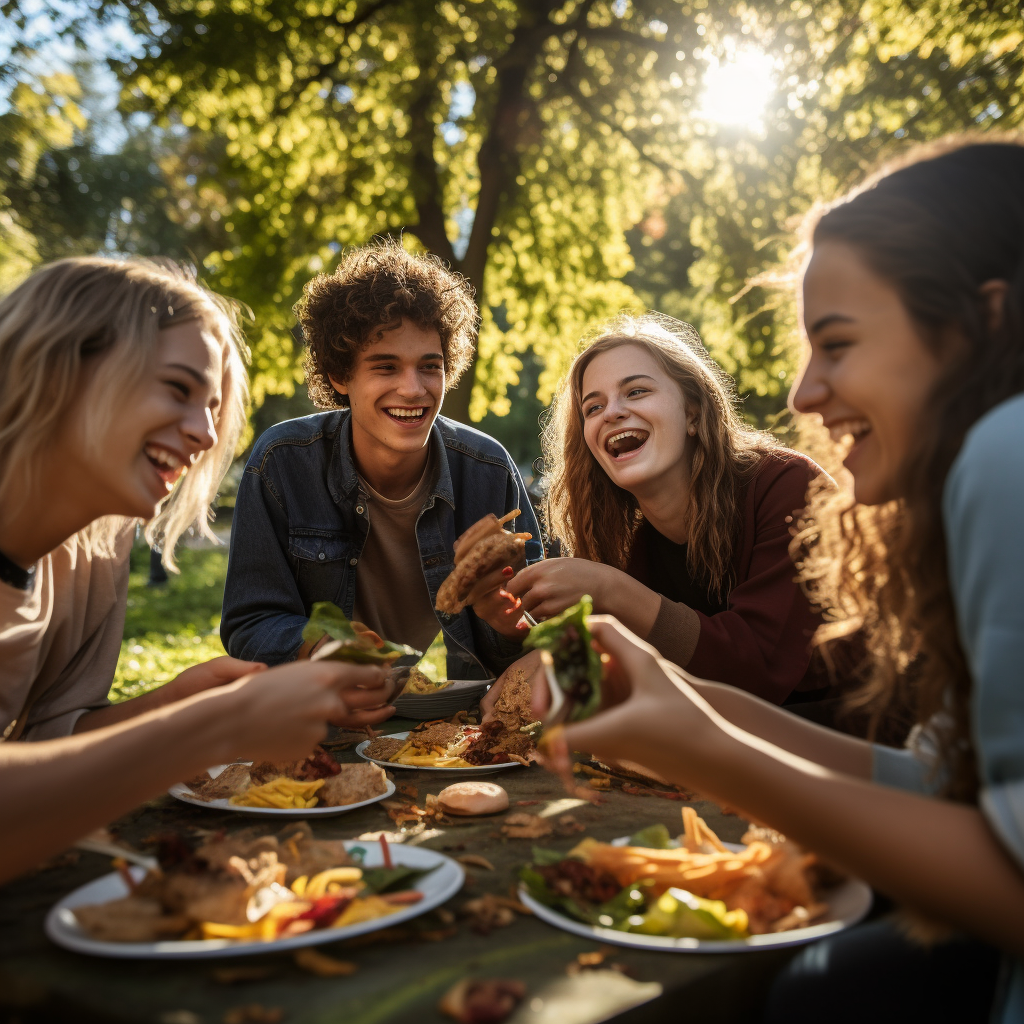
top-left (353, 452), bottom-right (441, 656)
top-left (0, 524), bottom-right (133, 741)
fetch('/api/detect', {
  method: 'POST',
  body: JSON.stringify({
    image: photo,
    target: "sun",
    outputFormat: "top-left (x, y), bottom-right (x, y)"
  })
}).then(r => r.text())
top-left (699, 48), bottom-right (777, 132)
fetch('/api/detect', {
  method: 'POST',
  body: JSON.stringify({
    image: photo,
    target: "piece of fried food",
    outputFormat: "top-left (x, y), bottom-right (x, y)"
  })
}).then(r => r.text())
top-left (185, 763), bottom-right (252, 802)
top-left (364, 736), bottom-right (405, 762)
top-left (73, 897), bottom-right (191, 943)
top-left (401, 667), bottom-right (454, 695)
top-left (319, 763), bottom-right (388, 806)
top-left (436, 531), bottom-right (531, 615)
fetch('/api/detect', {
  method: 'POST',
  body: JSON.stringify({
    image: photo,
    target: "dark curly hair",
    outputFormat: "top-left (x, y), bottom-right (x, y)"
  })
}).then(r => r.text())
top-left (296, 239), bottom-right (478, 409)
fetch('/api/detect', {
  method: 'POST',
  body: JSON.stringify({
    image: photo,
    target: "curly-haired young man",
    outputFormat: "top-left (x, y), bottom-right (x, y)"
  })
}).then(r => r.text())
top-left (221, 240), bottom-right (542, 680)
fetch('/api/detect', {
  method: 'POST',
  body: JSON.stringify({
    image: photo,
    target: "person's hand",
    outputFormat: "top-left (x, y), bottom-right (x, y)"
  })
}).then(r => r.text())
top-left (480, 650), bottom-right (546, 723)
top-left (325, 663), bottom-right (398, 729)
top-left (549, 616), bottom-right (719, 783)
top-left (208, 660), bottom-right (393, 764)
top-left (162, 656), bottom-right (267, 704)
top-left (505, 558), bottom-right (626, 621)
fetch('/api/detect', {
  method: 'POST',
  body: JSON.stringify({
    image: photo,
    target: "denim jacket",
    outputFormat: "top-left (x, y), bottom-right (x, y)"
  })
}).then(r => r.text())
top-left (220, 410), bottom-right (543, 678)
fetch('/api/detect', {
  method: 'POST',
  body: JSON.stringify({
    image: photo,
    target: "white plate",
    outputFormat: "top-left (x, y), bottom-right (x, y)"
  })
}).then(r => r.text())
top-left (356, 731), bottom-right (527, 774)
top-left (169, 765), bottom-right (396, 817)
top-left (46, 840), bottom-right (464, 959)
top-left (520, 840), bottom-right (872, 953)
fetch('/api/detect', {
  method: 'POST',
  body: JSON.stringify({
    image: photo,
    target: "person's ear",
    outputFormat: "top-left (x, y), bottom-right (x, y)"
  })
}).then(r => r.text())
top-left (979, 280), bottom-right (1009, 334)
top-left (685, 407), bottom-right (698, 438)
top-left (327, 374), bottom-right (348, 398)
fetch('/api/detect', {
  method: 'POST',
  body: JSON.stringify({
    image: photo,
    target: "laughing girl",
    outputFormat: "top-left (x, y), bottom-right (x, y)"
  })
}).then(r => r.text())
top-left (504, 316), bottom-right (828, 703)
top-left (0, 258), bottom-right (395, 882)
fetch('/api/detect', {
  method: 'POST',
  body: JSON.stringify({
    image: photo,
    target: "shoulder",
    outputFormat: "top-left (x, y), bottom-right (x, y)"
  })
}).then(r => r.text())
top-left (247, 411), bottom-right (346, 468)
top-left (436, 416), bottom-right (516, 470)
top-left (945, 393), bottom-right (1024, 533)
top-left (748, 448), bottom-right (826, 507)
top-left (949, 393), bottom-right (1024, 489)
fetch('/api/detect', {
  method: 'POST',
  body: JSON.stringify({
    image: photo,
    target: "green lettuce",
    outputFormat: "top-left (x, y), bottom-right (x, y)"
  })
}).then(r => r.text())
top-left (304, 602), bottom-right (420, 664)
top-left (523, 595), bottom-right (602, 721)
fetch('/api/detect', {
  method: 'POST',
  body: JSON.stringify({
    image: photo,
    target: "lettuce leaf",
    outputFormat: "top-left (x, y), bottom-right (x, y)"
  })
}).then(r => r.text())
top-left (304, 602), bottom-right (420, 664)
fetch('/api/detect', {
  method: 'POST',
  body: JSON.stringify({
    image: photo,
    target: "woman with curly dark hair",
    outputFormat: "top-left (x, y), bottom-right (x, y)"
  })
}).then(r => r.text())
top-left (222, 239), bottom-right (541, 678)
top-left (542, 139), bottom-right (1024, 1022)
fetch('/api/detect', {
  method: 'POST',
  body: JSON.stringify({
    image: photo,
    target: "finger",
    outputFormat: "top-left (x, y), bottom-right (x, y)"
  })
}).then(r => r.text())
top-left (318, 662), bottom-right (388, 691)
top-left (586, 617), bottom-right (663, 672)
top-left (504, 561), bottom-right (542, 598)
top-left (465, 566), bottom-right (511, 606)
top-left (336, 706), bottom-right (397, 727)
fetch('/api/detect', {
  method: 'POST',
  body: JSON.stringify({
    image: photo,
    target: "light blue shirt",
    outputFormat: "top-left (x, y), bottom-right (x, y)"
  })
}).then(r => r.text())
top-left (872, 392), bottom-right (1024, 1022)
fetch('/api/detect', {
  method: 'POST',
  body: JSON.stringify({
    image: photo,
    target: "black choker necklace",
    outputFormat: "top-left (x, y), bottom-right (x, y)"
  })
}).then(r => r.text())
top-left (0, 548), bottom-right (35, 591)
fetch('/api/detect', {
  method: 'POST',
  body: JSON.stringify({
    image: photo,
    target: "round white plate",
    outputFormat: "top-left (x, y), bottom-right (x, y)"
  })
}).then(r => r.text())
top-left (46, 840), bottom-right (464, 959)
top-left (169, 765), bottom-right (396, 817)
top-left (520, 840), bottom-right (872, 953)
top-left (356, 731), bottom-right (527, 774)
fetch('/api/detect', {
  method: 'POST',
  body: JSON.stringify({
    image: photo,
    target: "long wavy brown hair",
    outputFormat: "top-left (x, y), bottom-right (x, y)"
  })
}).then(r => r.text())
top-left (544, 314), bottom-right (779, 597)
top-left (792, 138), bottom-right (1024, 801)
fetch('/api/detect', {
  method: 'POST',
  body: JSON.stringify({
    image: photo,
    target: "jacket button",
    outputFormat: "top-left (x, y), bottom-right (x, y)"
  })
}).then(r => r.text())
top-left (318, 552), bottom-right (325, 561)
top-left (349, 557), bottom-right (358, 566)
top-left (356, 505), bottom-right (365, 515)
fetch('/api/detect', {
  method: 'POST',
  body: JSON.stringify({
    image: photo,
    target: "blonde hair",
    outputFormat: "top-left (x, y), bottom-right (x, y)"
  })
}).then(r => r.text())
top-left (0, 257), bottom-right (249, 569)
top-left (543, 314), bottom-right (779, 596)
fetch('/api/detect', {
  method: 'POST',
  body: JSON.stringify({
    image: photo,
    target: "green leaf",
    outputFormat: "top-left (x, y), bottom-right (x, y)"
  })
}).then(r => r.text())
top-left (305, 602), bottom-right (420, 664)
top-left (360, 865), bottom-right (435, 894)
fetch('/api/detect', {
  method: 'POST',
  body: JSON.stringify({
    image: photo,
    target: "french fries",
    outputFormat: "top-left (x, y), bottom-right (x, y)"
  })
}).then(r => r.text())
top-left (385, 737), bottom-right (474, 768)
top-left (230, 777), bottom-right (325, 809)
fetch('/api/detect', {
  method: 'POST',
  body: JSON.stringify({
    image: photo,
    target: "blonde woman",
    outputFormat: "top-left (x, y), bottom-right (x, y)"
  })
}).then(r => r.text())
top-left (504, 316), bottom-right (827, 703)
top-left (0, 258), bottom-right (394, 882)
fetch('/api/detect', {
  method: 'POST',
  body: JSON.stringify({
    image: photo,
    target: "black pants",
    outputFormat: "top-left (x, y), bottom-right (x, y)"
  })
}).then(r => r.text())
top-left (762, 919), bottom-right (1003, 1024)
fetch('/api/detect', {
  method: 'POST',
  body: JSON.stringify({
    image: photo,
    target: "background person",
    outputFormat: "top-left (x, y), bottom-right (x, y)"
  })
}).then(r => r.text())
top-left (220, 240), bottom-right (541, 679)
top-left (546, 139), bottom-right (1024, 1024)
top-left (500, 315), bottom-right (828, 705)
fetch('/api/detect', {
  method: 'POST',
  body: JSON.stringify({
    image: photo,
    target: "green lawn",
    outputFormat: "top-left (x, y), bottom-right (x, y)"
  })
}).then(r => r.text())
top-left (110, 545), bottom-right (230, 703)
top-left (110, 543), bottom-right (449, 703)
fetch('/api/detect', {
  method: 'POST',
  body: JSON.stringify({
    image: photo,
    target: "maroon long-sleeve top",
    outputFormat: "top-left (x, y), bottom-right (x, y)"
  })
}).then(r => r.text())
top-left (626, 450), bottom-right (825, 704)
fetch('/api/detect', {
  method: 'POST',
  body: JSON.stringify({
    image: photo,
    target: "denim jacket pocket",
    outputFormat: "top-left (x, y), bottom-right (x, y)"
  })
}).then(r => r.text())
top-left (287, 530), bottom-right (350, 608)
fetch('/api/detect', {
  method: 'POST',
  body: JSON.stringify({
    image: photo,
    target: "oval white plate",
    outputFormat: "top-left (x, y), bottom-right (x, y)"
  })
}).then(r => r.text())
top-left (356, 731), bottom-right (527, 774)
top-left (520, 840), bottom-right (872, 953)
top-left (169, 765), bottom-right (396, 817)
top-left (46, 840), bottom-right (464, 959)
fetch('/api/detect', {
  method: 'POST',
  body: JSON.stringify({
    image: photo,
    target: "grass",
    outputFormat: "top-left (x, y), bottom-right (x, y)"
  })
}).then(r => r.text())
top-left (110, 544), bottom-right (229, 703)
top-left (110, 543), bottom-right (450, 704)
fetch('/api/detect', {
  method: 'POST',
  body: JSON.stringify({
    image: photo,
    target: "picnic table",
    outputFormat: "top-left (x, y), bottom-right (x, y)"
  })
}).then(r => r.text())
top-left (0, 720), bottom-right (824, 1024)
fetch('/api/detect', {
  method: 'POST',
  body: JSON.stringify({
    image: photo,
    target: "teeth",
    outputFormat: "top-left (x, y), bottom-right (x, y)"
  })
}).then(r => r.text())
top-left (387, 408), bottom-right (425, 419)
top-left (606, 430), bottom-right (648, 447)
top-left (144, 444), bottom-right (183, 470)
top-left (828, 420), bottom-right (871, 445)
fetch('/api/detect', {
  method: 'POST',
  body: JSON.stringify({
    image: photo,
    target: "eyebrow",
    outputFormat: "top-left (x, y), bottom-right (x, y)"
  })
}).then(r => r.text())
top-left (166, 362), bottom-right (211, 386)
top-left (581, 374), bottom-right (656, 406)
top-left (808, 313), bottom-right (855, 334)
top-left (364, 352), bottom-right (445, 362)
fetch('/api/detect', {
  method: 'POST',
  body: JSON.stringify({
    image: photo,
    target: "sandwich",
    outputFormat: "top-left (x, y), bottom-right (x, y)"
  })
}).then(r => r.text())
top-left (304, 602), bottom-right (420, 664)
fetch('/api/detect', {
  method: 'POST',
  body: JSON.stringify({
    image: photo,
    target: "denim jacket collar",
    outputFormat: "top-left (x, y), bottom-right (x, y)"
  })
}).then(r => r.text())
top-left (327, 411), bottom-right (456, 510)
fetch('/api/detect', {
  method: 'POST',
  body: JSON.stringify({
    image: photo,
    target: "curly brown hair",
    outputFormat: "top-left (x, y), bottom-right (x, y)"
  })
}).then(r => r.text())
top-left (791, 137), bottom-right (1024, 802)
top-left (296, 239), bottom-right (478, 408)
top-left (543, 314), bottom-right (779, 597)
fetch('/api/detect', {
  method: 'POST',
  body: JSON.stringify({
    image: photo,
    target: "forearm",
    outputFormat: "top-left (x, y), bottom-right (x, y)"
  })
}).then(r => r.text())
top-left (73, 686), bottom-right (173, 733)
top-left (1, 699), bottom-right (232, 883)
top-left (646, 713), bottom-right (1024, 956)
top-left (592, 573), bottom-right (662, 640)
top-left (689, 678), bottom-right (872, 778)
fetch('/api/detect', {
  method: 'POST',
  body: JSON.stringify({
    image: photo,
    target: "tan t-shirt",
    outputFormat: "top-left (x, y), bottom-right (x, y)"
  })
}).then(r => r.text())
top-left (0, 524), bottom-right (133, 741)
top-left (353, 452), bottom-right (441, 656)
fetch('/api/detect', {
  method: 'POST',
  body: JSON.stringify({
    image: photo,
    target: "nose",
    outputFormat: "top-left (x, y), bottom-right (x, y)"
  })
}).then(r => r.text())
top-left (602, 395), bottom-right (628, 422)
top-left (789, 356), bottom-right (829, 416)
top-left (395, 367), bottom-right (428, 399)
top-left (183, 406), bottom-right (218, 455)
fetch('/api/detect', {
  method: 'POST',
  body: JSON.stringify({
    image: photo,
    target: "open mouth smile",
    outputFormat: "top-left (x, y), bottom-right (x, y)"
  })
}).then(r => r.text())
top-left (605, 429), bottom-right (650, 460)
top-left (384, 407), bottom-right (429, 425)
top-left (827, 419), bottom-right (872, 449)
top-left (144, 443), bottom-right (186, 492)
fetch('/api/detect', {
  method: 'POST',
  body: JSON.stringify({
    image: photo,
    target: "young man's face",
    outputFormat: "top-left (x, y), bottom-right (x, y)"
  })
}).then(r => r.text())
top-left (330, 319), bottom-right (445, 459)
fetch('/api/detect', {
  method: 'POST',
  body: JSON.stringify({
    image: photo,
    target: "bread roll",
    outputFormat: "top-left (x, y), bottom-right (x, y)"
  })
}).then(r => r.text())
top-left (436, 781), bottom-right (509, 816)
